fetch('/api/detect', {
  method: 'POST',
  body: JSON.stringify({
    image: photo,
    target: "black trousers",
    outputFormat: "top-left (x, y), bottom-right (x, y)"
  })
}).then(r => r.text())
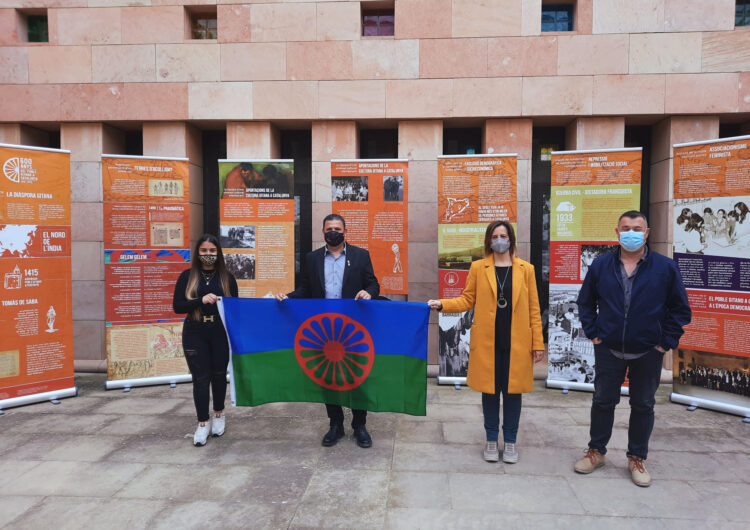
top-left (182, 319), bottom-right (229, 423)
top-left (326, 404), bottom-right (366, 428)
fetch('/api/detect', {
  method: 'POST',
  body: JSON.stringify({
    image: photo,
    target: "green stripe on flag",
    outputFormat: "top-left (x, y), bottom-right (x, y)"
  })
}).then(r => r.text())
top-left (232, 349), bottom-right (426, 416)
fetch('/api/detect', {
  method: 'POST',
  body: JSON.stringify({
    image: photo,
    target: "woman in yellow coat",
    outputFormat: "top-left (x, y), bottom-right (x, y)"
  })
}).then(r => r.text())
top-left (428, 221), bottom-right (544, 464)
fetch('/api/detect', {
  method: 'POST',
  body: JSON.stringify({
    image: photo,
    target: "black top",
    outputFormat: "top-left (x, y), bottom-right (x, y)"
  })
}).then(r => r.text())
top-left (287, 243), bottom-right (379, 299)
top-left (494, 265), bottom-right (512, 352)
top-left (173, 269), bottom-right (239, 320)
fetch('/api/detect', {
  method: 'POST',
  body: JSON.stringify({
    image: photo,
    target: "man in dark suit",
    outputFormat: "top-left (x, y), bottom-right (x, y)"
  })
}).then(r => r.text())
top-left (276, 213), bottom-right (380, 448)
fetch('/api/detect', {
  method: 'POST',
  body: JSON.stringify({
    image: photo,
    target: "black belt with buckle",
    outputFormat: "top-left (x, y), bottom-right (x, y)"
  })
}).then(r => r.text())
top-left (202, 315), bottom-right (215, 323)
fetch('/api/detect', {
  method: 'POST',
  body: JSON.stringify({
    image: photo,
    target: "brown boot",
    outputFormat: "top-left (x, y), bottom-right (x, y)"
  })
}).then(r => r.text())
top-left (627, 455), bottom-right (651, 487)
top-left (574, 448), bottom-right (606, 474)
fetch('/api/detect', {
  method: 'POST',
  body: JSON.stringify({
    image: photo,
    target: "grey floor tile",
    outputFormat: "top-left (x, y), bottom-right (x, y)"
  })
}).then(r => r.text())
top-left (393, 442), bottom-right (505, 474)
top-left (106, 434), bottom-right (225, 464)
top-left (290, 468), bottom-right (389, 529)
top-left (394, 419), bottom-right (444, 443)
top-left (151, 500), bottom-right (296, 530)
top-left (217, 439), bottom-right (323, 468)
top-left (95, 397), bottom-right (185, 415)
top-left (8, 497), bottom-right (165, 530)
top-left (8, 461), bottom-right (146, 497)
top-left (9, 413), bottom-right (119, 435)
top-left (0, 496), bottom-right (42, 528)
top-left (688, 481), bottom-right (750, 522)
top-left (115, 464), bottom-right (258, 501)
top-left (567, 476), bottom-right (724, 519)
top-left (10, 434), bottom-right (123, 462)
top-left (388, 471), bottom-right (451, 509)
top-left (317, 430), bottom-right (395, 471)
top-left (450, 473), bottom-right (586, 515)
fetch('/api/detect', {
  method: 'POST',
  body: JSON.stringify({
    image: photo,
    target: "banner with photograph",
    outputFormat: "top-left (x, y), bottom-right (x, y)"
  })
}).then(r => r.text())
top-left (218, 160), bottom-right (295, 298)
top-left (547, 148), bottom-right (642, 392)
top-left (436, 155), bottom-right (518, 383)
top-left (102, 155), bottom-right (191, 388)
top-left (331, 159), bottom-right (409, 295)
top-left (671, 136), bottom-right (750, 416)
top-left (0, 143), bottom-right (76, 409)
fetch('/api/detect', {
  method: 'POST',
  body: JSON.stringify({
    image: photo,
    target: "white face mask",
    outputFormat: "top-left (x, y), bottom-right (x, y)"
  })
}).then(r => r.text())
top-left (490, 238), bottom-right (511, 254)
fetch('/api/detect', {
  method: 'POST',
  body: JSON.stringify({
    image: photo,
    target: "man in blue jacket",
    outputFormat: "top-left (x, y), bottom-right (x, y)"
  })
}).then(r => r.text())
top-left (574, 211), bottom-right (691, 487)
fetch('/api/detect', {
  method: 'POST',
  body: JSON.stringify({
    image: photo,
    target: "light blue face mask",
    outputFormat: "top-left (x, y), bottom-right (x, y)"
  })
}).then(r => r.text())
top-left (619, 230), bottom-right (645, 252)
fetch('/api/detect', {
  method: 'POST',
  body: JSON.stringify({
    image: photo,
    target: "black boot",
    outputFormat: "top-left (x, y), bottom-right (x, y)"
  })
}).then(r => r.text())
top-left (353, 425), bottom-right (372, 448)
top-left (322, 424), bottom-right (345, 447)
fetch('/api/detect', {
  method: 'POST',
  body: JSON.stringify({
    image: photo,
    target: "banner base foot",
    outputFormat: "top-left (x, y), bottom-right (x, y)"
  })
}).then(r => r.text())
top-left (170, 382), bottom-right (177, 388)
top-left (107, 375), bottom-right (192, 391)
top-left (743, 417), bottom-right (750, 424)
top-left (686, 405), bottom-right (698, 411)
top-left (454, 383), bottom-right (461, 390)
top-left (50, 399), bottom-right (61, 405)
top-left (562, 388), bottom-right (569, 394)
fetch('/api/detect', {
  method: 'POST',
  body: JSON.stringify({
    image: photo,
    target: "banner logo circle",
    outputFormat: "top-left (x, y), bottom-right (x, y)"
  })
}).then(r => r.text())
top-left (294, 312), bottom-right (374, 391)
top-left (3, 158), bottom-right (21, 183)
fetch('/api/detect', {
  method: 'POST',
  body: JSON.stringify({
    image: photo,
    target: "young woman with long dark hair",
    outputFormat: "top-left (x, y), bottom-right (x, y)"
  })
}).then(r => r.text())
top-left (173, 234), bottom-right (238, 446)
top-left (428, 221), bottom-right (545, 464)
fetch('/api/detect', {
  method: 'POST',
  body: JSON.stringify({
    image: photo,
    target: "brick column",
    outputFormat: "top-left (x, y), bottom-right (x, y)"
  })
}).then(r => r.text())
top-left (226, 122), bottom-right (280, 159)
top-left (311, 121), bottom-right (358, 248)
top-left (398, 120), bottom-right (442, 365)
top-left (650, 116), bottom-right (720, 371)
top-left (60, 123), bottom-right (125, 372)
top-left (0, 124), bottom-right (52, 147)
top-left (142, 122), bottom-right (204, 246)
top-left (484, 119), bottom-right (533, 260)
top-left (565, 117), bottom-right (625, 151)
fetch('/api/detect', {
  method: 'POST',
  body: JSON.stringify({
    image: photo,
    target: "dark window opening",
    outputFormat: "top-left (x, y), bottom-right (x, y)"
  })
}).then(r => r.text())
top-left (719, 123), bottom-right (742, 138)
top-left (124, 130), bottom-right (143, 157)
top-left (443, 128), bottom-right (482, 155)
top-left (624, 125), bottom-right (652, 216)
top-left (280, 130), bottom-right (312, 283)
top-left (360, 129), bottom-right (398, 159)
top-left (201, 130), bottom-right (227, 238)
top-left (542, 3), bottom-right (574, 32)
top-left (531, 127), bottom-right (566, 340)
top-left (187, 7), bottom-right (218, 40)
top-left (362, 9), bottom-right (394, 37)
top-left (25, 13), bottom-right (49, 42)
top-left (737, 1), bottom-right (750, 26)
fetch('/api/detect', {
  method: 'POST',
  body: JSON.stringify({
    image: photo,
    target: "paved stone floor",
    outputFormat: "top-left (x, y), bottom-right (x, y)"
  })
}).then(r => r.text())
top-left (1, 374), bottom-right (749, 529)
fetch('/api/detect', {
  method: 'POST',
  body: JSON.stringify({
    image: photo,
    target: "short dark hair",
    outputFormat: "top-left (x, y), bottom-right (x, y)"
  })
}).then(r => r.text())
top-left (323, 213), bottom-right (346, 229)
top-left (618, 210), bottom-right (648, 227)
top-left (483, 220), bottom-right (516, 256)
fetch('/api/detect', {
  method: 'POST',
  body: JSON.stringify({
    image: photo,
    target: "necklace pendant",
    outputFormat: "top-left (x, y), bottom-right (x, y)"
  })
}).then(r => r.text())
top-left (497, 298), bottom-right (508, 309)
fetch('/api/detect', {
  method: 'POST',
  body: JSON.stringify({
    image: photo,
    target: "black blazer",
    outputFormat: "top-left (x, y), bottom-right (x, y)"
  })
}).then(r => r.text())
top-left (288, 243), bottom-right (379, 299)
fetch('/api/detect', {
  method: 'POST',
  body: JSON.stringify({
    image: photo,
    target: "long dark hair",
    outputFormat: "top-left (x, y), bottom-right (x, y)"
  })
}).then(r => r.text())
top-left (483, 220), bottom-right (516, 256)
top-left (734, 201), bottom-right (748, 223)
top-left (186, 234), bottom-right (232, 319)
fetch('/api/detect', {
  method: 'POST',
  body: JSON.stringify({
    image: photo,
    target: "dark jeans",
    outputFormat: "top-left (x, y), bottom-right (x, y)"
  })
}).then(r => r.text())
top-left (326, 405), bottom-right (366, 429)
top-left (481, 348), bottom-right (522, 443)
top-left (589, 343), bottom-right (664, 459)
top-left (182, 319), bottom-right (230, 423)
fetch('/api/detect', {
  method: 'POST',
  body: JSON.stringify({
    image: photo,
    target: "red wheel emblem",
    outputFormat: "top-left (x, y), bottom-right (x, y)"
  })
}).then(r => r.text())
top-left (294, 312), bottom-right (375, 391)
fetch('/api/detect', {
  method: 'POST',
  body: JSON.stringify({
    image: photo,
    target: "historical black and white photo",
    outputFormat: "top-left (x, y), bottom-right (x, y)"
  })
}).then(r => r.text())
top-left (225, 252), bottom-right (256, 280)
top-left (438, 309), bottom-right (474, 378)
top-left (547, 284), bottom-right (594, 383)
top-left (331, 176), bottom-right (369, 202)
top-left (220, 225), bottom-right (256, 249)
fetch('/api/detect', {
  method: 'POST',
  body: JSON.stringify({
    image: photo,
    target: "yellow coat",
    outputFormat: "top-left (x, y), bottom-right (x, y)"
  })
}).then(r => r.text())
top-left (441, 255), bottom-right (545, 394)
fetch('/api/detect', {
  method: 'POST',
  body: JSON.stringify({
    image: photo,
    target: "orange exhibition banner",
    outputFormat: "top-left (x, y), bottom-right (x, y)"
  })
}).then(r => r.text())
top-left (671, 136), bottom-right (750, 415)
top-left (218, 160), bottom-right (296, 298)
top-left (0, 144), bottom-right (75, 406)
top-left (436, 155), bottom-right (517, 381)
top-left (102, 155), bottom-right (191, 385)
top-left (331, 159), bottom-right (408, 295)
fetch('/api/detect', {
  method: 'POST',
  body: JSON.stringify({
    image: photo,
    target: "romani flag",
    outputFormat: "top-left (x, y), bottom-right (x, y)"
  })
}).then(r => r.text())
top-left (218, 298), bottom-right (430, 416)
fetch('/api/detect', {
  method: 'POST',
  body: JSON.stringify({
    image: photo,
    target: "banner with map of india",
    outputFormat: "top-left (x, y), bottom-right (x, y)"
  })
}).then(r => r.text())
top-left (436, 154), bottom-right (517, 383)
top-left (547, 148), bottom-right (642, 392)
top-left (670, 136), bottom-right (750, 416)
top-left (102, 155), bottom-right (191, 388)
top-left (331, 159), bottom-right (409, 295)
top-left (0, 143), bottom-right (76, 408)
top-left (218, 159), bottom-right (295, 298)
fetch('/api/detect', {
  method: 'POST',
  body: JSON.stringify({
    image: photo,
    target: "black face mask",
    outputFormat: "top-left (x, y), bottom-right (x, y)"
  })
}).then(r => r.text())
top-left (324, 230), bottom-right (345, 247)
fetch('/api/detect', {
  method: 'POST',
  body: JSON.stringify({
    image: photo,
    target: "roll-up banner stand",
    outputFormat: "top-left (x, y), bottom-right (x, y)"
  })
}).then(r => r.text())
top-left (217, 159), bottom-right (296, 298)
top-left (436, 154), bottom-right (518, 385)
top-left (0, 143), bottom-right (77, 411)
top-left (102, 155), bottom-right (192, 390)
top-left (670, 136), bottom-right (750, 419)
top-left (331, 159), bottom-right (409, 296)
top-left (546, 148), bottom-right (642, 395)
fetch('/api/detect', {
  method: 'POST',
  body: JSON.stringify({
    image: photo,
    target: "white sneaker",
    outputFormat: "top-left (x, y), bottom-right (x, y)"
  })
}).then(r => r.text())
top-left (212, 414), bottom-right (225, 437)
top-left (483, 441), bottom-right (499, 462)
top-left (502, 442), bottom-right (518, 463)
top-left (194, 422), bottom-right (210, 446)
